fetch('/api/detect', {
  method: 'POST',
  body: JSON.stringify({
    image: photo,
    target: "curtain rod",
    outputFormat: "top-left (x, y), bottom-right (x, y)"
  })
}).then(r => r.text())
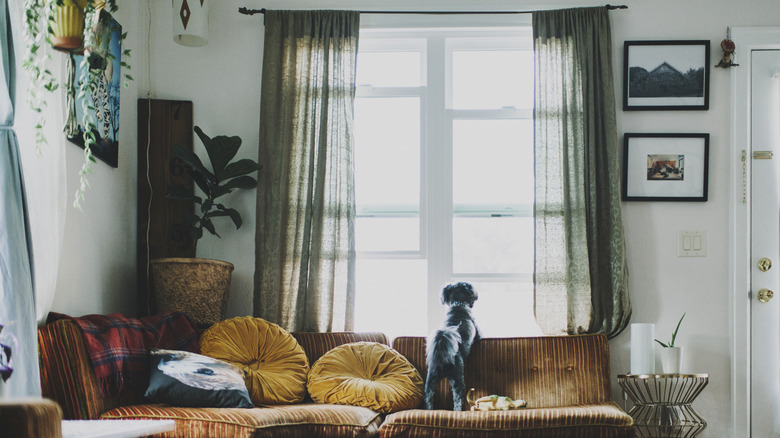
top-left (238, 5), bottom-right (628, 16)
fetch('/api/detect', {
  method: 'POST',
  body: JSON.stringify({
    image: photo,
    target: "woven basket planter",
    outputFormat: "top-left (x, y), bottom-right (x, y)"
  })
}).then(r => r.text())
top-left (150, 258), bottom-right (234, 328)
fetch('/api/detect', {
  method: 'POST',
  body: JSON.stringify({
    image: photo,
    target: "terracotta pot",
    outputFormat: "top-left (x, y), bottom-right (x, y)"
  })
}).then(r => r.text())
top-left (49, 0), bottom-right (88, 53)
top-left (150, 258), bottom-right (234, 328)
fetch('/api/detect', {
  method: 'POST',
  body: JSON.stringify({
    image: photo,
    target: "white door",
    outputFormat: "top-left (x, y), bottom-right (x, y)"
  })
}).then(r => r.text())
top-left (751, 49), bottom-right (780, 437)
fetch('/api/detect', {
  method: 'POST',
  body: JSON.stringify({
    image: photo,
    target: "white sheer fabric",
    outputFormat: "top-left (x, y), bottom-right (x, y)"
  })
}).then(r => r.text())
top-left (0, 0), bottom-right (66, 399)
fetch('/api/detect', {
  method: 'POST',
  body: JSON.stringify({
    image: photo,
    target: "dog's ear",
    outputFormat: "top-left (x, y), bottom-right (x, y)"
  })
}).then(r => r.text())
top-left (441, 283), bottom-right (454, 305)
top-left (468, 283), bottom-right (478, 306)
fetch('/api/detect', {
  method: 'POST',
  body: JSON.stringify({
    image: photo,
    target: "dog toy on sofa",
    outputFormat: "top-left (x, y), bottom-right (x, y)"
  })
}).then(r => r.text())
top-left (467, 388), bottom-right (527, 411)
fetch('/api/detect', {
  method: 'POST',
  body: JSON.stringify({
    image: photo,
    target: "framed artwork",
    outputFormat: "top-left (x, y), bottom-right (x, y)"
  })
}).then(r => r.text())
top-left (623, 40), bottom-right (710, 111)
top-left (67, 12), bottom-right (123, 168)
top-left (622, 133), bottom-right (709, 202)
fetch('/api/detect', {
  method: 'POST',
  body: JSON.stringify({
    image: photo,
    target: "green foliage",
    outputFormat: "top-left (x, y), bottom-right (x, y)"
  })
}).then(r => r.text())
top-left (22, 0), bottom-right (132, 208)
top-left (167, 127), bottom-right (261, 244)
top-left (654, 313), bottom-right (686, 348)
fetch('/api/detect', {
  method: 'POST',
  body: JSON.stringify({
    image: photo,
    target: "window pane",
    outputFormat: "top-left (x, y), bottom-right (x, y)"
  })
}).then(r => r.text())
top-left (356, 217), bottom-right (419, 252)
top-left (453, 119), bottom-right (533, 207)
top-left (357, 51), bottom-right (422, 87)
top-left (452, 50), bottom-right (533, 109)
top-left (355, 97), bottom-right (421, 208)
top-left (453, 217), bottom-right (533, 274)
top-left (355, 259), bottom-right (428, 339)
top-left (468, 281), bottom-right (542, 337)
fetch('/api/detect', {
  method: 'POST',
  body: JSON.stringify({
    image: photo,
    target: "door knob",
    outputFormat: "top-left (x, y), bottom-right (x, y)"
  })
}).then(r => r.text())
top-left (758, 288), bottom-right (774, 303)
top-left (758, 257), bottom-right (773, 272)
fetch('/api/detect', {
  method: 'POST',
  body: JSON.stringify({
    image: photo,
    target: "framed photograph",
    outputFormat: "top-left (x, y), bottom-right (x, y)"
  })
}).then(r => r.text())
top-left (622, 133), bottom-right (709, 202)
top-left (623, 40), bottom-right (710, 111)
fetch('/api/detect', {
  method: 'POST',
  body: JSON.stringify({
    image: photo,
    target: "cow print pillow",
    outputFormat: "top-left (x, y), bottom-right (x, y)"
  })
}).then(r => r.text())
top-left (145, 349), bottom-right (254, 408)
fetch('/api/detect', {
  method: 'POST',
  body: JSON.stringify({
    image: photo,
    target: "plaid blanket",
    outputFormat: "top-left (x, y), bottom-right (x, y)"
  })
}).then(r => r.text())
top-left (48, 311), bottom-right (200, 396)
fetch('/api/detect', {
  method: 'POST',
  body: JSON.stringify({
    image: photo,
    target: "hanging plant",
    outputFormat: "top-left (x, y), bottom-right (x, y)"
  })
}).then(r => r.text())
top-left (22, 0), bottom-right (132, 207)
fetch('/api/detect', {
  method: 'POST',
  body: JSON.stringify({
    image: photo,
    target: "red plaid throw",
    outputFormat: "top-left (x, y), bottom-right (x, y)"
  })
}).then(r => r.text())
top-left (48, 311), bottom-right (199, 396)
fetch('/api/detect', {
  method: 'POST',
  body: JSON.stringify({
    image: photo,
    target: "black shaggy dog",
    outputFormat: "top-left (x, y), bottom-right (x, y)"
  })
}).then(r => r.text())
top-left (423, 282), bottom-right (481, 411)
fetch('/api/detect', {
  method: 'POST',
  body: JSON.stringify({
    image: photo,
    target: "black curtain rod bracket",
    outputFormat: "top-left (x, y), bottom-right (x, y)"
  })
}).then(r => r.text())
top-left (239, 5), bottom-right (627, 16)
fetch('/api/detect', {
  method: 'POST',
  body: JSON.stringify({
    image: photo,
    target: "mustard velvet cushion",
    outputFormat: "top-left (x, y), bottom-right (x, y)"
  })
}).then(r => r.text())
top-left (307, 342), bottom-right (424, 414)
top-left (199, 316), bottom-right (309, 405)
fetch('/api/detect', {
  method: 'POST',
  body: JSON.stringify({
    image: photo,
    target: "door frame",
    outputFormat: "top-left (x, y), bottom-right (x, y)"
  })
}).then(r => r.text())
top-left (730, 26), bottom-right (780, 438)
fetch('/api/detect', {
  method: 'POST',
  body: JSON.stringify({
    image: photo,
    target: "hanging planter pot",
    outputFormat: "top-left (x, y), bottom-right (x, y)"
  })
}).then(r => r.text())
top-left (49, 0), bottom-right (88, 53)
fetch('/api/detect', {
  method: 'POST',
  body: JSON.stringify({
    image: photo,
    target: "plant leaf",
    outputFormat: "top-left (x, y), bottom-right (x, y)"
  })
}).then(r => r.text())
top-left (654, 339), bottom-right (669, 348)
top-left (220, 175), bottom-right (258, 193)
top-left (191, 171), bottom-right (211, 197)
top-left (173, 144), bottom-right (211, 180)
top-left (219, 160), bottom-right (261, 181)
top-left (195, 126), bottom-right (242, 177)
top-left (670, 313), bottom-right (686, 347)
top-left (201, 219), bottom-right (219, 238)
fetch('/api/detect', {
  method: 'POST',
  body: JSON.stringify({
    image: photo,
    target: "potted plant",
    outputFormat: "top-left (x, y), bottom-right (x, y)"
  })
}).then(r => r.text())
top-left (149, 126), bottom-right (261, 328)
top-left (655, 313), bottom-right (686, 374)
top-left (23, 0), bottom-right (132, 207)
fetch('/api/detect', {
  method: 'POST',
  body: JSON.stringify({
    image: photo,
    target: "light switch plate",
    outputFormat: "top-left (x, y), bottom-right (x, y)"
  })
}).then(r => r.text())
top-left (679, 230), bottom-right (706, 257)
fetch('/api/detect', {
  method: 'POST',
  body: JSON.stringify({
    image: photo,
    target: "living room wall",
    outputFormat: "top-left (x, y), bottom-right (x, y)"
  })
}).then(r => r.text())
top-left (43, 0), bottom-right (780, 436)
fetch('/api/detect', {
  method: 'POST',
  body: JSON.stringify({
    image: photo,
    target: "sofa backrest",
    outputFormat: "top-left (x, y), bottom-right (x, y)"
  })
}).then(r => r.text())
top-left (392, 334), bottom-right (612, 409)
top-left (292, 332), bottom-right (389, 366)
top-left (38, 318), bottom-right (390, 419)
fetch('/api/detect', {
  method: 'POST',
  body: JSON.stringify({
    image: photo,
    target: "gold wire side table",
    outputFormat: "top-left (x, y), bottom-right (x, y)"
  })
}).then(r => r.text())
top-left (617, 373), bottom-right (709, 438)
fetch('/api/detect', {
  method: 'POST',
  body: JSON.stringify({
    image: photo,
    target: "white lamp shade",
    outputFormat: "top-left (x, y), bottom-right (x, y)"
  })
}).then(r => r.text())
top-left (173, 0), bottom-right (209, 47)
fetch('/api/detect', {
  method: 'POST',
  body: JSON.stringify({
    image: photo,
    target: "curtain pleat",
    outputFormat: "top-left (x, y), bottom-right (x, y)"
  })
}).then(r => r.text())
top-left (0, 0), bottom-right (41, 397)
top-left (532, 7), bottom-right (630, 338)
top-left (254, 10), bottom-right (359, 332)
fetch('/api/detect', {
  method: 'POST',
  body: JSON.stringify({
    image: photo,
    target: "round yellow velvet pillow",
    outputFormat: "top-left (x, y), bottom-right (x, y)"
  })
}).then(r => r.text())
top-left (307, 342), bottom-right (423, 413)
top-left (199, 316), bottom-right (309, 405)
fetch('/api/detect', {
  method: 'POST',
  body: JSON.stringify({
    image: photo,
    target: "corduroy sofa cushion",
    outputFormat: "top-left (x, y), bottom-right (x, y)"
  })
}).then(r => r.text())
top-left (308, 342), bottom-right (424, 413)
top-left (378, 403), bottom-right (634, 438)
top-left (102, 403), bottom-right (382, 438)
top-left (199, 317), bottom-right (309, 405)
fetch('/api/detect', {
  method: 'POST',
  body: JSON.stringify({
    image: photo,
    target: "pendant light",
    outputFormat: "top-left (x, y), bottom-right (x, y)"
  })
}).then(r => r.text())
top-left (172, 0), bottom-right (209, 47)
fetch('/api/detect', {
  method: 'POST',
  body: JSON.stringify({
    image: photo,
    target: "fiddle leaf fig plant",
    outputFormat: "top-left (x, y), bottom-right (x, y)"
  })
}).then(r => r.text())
top-left (168, 126), bottom-right (261, 246)
top-left (655, 313), bottom-right (686, 348)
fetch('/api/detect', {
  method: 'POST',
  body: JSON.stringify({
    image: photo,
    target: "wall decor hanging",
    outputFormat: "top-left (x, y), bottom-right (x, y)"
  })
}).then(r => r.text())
top-left (623, 40), bottom-right (710, 111)
top-left (66, 12), bottom-right (123, 168)
top-left (622, 133), bottom-right (709, 202)
top-left (22, 0), bottom-right (132, 206)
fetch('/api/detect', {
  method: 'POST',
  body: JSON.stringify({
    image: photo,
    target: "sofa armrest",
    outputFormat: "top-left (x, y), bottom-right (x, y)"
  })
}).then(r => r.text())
top-left (38, 319), bottom-right (141, 419)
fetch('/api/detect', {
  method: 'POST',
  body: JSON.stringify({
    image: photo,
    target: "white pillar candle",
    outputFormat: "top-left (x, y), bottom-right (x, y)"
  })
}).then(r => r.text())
top-left (630, 323), bottom-right (655, 374)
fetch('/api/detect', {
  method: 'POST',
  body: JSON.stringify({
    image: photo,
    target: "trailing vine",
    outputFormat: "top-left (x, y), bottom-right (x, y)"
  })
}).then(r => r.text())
top-left (22, 0), bottom-right (132, 208)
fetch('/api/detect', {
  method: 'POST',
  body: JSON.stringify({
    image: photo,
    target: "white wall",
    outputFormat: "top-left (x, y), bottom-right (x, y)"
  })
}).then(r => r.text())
top-left (46, 0), bottom-right (780, 436)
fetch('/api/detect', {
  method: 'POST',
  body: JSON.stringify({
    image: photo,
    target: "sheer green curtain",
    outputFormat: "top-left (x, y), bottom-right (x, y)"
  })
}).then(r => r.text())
top-left (254, 10), bottom-right (359, 332)
top-left (533, 7), bottom-right (630, 338)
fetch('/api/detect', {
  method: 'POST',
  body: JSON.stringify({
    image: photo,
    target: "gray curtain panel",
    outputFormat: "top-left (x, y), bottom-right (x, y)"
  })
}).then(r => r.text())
top-left (0, 0), bottom-right (41, 396)
top-left (532, 7), bottom-right (630, 338)
top-left (254, 10), bottom-right (359, 332)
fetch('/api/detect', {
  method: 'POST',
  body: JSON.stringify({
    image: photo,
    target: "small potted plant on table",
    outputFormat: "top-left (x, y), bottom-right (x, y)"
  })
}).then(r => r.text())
top-left (655, 313), bottom-right (686, 374)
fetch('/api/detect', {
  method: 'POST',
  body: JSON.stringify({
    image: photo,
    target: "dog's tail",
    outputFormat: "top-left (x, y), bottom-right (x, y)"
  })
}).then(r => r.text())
top-left (426, 327), bottom-right (461, 368)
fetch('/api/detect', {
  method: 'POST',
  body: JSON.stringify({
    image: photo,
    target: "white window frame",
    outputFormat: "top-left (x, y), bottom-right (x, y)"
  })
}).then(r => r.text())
top-left (356, 18), bottom-right (534, 334)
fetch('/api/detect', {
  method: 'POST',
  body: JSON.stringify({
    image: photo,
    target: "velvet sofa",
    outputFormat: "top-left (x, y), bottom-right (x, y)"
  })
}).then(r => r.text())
top-left (38, 318), bottom-right (633, 437)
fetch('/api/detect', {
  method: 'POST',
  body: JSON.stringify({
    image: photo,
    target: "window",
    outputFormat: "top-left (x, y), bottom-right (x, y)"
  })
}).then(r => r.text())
top-left (353, 23), bottom-right (542, 339)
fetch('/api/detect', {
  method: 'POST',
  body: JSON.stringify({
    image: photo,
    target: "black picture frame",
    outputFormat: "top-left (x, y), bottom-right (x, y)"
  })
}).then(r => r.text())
top-left (623, 40), bottom-right (710, 111)
top-left (622, 133), bottom-right (709, 202)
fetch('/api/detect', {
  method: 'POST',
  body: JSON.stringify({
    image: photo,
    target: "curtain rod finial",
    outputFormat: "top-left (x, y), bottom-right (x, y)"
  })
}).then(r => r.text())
top-left (605, 4), bottom-right (629, 10)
